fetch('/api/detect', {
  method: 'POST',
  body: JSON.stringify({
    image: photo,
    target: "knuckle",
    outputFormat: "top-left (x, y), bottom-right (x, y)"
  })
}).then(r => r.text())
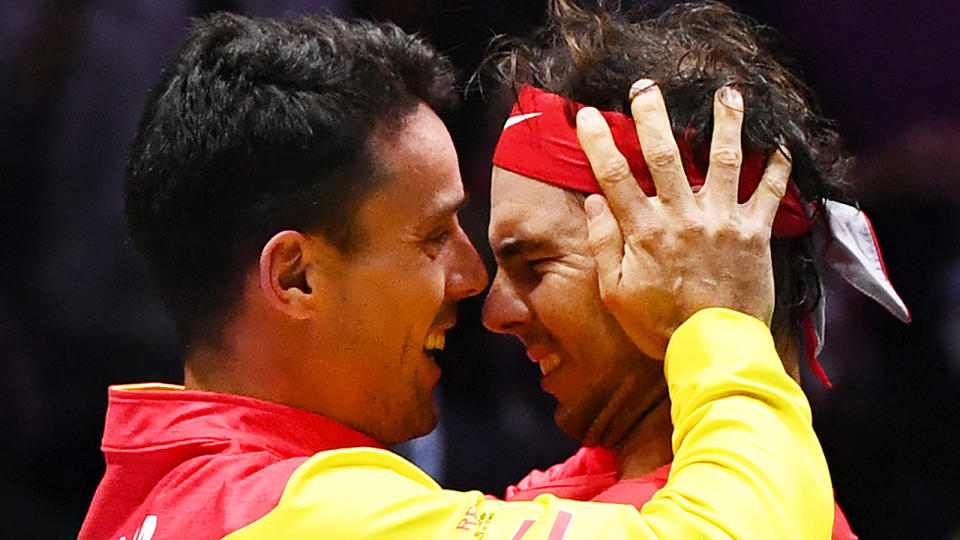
top-left (632, 227), bottom-right (664, 245)
top-left (677, 220), bottom-right (706, 240)
top-left (710, 147), bottom-right (743, 169)
top-left (763, 175), bottom-right (788, 199)
top-left (749, 233), bottom-right (769, 250)
top-left (713, 223), bottom-right (739, 241)
top-left (645, 143), bottom-right (681, 170)
top-left (737, 228), bottom-right (767, 248)
top-left (597, 284), bottom-right (616, 304)
top-left (592, 234), bottom-right (617, 256)
top-left (595, 155), bottom-right (632, 183)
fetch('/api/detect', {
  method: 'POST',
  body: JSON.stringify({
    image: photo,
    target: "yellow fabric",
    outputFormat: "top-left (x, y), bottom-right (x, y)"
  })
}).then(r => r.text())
top-left (226, 308), bottom-right (832, 539)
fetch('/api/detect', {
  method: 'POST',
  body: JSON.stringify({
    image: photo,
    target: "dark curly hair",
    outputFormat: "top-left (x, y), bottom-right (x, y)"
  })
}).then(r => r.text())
top-left (126, 13), bottom-right (458, 348)
top-left (485, 0), bottom-right (853, 350)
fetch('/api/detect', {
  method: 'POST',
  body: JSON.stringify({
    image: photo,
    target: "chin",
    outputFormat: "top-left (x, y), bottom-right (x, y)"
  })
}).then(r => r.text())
top-left (383, 400), bottom-right (439, 445)
top-left (554, 393), bottom-right (619, 448)
top-left (553, 404), bottom-right (591, 445)
top-left (415, 401), bottom-right (441, 438)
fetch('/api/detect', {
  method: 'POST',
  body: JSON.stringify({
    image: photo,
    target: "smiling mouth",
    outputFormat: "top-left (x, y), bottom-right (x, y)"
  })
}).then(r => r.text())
top-left (424, 331), bottom-right (446, 356)
top-left (538, 353), bottom-right (561, 376)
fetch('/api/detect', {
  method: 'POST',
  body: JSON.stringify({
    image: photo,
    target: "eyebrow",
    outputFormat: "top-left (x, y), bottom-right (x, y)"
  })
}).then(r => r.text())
top-left (492, 237), bottom-right (550, 260)
top-left (427, 194), bottom-right (468, 221)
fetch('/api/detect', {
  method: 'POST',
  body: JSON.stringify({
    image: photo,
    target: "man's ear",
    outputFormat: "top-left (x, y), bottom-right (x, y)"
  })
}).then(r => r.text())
top-left (258, 230), bottom-right (337, 319)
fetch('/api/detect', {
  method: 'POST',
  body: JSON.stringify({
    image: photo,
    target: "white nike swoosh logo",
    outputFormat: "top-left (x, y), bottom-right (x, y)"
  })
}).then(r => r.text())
top-left (503, 112), bottom-right (543, 130)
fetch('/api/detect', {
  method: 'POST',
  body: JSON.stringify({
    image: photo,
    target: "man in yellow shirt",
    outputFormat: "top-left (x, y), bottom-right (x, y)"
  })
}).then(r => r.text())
top-left (80, 10), bottom-right (833, 539)
top-left (482, 3), bottom-right (906, 538)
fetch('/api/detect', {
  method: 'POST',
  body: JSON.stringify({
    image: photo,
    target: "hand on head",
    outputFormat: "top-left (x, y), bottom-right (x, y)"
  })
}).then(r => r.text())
top-left (578, 79), bottom-right (792, 360)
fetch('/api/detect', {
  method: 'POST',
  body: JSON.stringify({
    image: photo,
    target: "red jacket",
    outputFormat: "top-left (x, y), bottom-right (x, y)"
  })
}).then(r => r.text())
top-left (78, 383), bottom-right (384, 539)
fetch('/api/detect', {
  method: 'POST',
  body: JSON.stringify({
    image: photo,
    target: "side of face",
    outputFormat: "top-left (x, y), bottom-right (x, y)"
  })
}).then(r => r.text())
top-left (293, 104), bottom-right (488, 445)
top-left (482, 167), bottom-right (663, 444)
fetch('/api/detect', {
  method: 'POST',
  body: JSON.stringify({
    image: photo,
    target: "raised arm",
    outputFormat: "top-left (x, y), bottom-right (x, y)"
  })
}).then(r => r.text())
top-left (225, 83), bottom-right (833, 540)
top-left (576, 80), bottom-right (832, 537)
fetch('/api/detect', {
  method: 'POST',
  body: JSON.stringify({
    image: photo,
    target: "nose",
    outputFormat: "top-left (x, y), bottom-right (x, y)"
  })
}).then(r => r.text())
top-left (482, 268), bottom-right (530, 334)
top-left (445, 225), bottom-right (489, 300)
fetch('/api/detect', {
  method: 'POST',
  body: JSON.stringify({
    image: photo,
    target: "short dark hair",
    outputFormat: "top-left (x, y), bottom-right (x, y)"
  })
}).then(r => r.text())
top-left (126, 13), bottom-right (457, 347)
top-left (486, 0), bottom-right (853, 343)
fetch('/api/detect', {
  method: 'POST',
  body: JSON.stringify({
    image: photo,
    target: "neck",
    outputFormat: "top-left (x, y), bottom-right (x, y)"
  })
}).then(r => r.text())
top-left (576, 372), bottom-right (673, 479)
top-left (608, 334), bottom-right (800, 479)
top-left (183, 353), bottom-right (230, 393)
top-left (181, 314), bottom-right (301, 405)
top-left (612, 394), bottom-right (673, 479)
top-left (183, 342), bottom-right (254, 396)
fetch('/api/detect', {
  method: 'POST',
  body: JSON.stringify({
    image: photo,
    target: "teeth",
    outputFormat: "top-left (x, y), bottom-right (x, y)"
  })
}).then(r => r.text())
top-left (539, 354), bottom-right (561, 375)
top-left (425, 332), bottom-right (445, 352)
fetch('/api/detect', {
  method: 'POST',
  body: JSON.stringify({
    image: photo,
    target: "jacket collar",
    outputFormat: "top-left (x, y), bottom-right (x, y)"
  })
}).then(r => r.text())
top-left (101, 383), bottom-right (384, 458)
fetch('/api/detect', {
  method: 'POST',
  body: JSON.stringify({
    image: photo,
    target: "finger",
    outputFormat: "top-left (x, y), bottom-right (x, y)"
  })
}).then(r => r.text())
top-left (629, 79), bottom-right (694, 208)
top-left (701, 86), bottom-right (745, 214)
top-left (746, 146), bottom-right (792, 228)
top-left (584, 194), bottom-right (624, 299)
top-left (577, 107), bottom-right (652, 234)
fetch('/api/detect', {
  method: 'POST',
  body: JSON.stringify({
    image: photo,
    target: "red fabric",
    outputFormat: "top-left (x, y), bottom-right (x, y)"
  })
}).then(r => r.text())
top-left (505, 446), bottom-right (619, 502)
top-left (78, 385), bottom-right (383, 540)
top-left (492, 86), bottom-right (810, 238)
top-left (506, 446), bottom-right (858, 540)
top-left (803, 311), bottom-right (834, 389)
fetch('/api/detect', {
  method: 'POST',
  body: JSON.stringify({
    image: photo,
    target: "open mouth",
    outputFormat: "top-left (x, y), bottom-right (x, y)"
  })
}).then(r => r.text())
top-left (424, 330), bottom-right (446, 357)
top-left (538, 353), bottom-right (561, 376)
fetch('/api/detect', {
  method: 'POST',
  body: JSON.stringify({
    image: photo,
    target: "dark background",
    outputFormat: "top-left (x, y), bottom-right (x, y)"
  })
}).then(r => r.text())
top-left (1, 1), bottom-right (958, 538)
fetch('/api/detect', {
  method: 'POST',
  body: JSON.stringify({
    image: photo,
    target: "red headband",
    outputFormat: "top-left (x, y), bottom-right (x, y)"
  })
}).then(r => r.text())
top-left (492, 86), bottom-right (810, 237)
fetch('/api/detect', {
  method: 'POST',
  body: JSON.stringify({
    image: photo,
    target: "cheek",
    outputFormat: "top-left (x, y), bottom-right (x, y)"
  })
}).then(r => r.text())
top-left (535, 273), bottom-right (636, 364)
top-left (386, 254), bottom-right (446, 310)
top-left (529, 273), bottom-right (603, 339)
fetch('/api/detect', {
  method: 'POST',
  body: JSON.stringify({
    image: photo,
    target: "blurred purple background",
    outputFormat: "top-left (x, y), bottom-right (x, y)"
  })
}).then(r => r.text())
top-left (1, 1), bottom-right (958, 538)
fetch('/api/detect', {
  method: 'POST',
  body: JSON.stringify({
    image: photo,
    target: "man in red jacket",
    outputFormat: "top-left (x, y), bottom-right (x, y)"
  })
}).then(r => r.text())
top-left (80, 9), bottom-right (836, 540)
top-left (483, 3), bottom-right (909, 539)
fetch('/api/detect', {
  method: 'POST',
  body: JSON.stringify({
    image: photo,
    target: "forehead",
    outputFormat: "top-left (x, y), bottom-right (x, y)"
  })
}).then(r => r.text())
top-left (359, 104), bottom-right (464, 230)
top-left (489, 166), bottom-right (586, 249)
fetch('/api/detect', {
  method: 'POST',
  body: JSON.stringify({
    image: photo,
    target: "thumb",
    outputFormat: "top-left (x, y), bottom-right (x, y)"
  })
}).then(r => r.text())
top-left (585, 194), bottom-right (624, 298)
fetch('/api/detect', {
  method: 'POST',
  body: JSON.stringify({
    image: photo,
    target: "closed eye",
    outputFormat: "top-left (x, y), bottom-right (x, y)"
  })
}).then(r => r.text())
top-left (500, 256), bottom-right (554, 286)
top-left (427, 230), bottom-right (452, 244)
top-left (422, 228), bottom-right (454, 259)
top-left (527, 257), bottom-right (555, 270)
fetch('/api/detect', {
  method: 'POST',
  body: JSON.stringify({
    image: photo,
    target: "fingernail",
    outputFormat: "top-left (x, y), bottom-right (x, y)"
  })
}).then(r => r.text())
top-left (584, 195), bottom-right (604, 219)
top-left (629, 78), bottom-right (657, 100)
top-left (719, 86), bottom-right (743, 110)
top-left (577, 107), bottom-right (602, 127)
top-left (776, 144), bottom-right (793, 162)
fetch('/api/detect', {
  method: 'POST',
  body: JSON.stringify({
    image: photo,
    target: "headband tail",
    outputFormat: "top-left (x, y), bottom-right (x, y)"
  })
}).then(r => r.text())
top-left (820, 200), bottom-right (912, 322)
top-left (802, 311), bottom-right (833, 388)
top-left (801, 200), bottom-right (910, 389)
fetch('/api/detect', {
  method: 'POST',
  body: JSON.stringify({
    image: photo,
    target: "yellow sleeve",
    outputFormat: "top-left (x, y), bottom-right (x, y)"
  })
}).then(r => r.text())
top-left (225, 308), bottom-right (832, 540)
top-left (641, 307), bottom-right (834, 539)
